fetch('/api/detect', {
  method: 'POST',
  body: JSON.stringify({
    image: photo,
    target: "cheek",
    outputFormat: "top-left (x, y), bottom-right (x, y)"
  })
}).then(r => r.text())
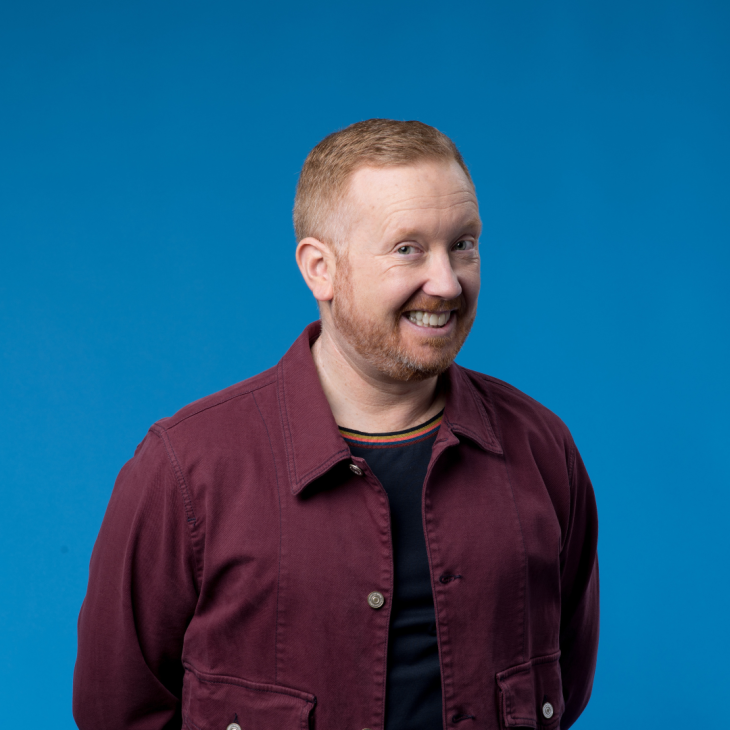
top-left (362, 278), bottom-right (417, 313)
top-left (460, 267), bottom-right (481, 304)
top-left (387, 269), bottom-right (432, 305)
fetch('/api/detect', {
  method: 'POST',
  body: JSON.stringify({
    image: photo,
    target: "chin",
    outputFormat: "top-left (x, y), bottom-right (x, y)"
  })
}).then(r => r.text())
top-left (368, 340), bottom-right (464, 382)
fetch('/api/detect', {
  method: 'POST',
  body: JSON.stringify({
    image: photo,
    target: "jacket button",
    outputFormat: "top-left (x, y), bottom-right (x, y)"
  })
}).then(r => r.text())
top-left (349, 463), bottom-right (364, 476)
top-left (367, 591), bottom-right (385, 609)
top-left (542, 702), bottom-right (554, 719)
top-left (227, 724), bottom-right (242, 730)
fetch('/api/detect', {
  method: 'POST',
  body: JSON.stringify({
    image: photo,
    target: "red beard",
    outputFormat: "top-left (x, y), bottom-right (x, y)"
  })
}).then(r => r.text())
top-left (330, 255), bottom-right (475, 382)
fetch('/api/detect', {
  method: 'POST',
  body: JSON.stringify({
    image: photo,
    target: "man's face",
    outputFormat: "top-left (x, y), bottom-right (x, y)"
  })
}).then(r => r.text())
top-left (328, 159), bottom-right (481, 382)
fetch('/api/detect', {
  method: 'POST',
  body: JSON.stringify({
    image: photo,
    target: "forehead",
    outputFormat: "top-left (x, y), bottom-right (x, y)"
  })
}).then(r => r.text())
top-left (344, 160), bottom-right (479, 237)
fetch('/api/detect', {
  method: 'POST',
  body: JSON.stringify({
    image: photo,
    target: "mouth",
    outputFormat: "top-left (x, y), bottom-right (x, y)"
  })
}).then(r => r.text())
top-left (403, 310), bottom-right (455, 329)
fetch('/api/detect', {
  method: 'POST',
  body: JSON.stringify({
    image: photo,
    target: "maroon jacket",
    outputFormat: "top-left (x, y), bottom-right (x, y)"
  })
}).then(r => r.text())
top-left (74, 322), bottom-right (599, 730)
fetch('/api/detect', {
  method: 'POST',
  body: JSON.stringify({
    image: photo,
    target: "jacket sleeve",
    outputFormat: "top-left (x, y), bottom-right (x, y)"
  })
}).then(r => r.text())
top-left (559, 444), bottom-right (599, 729)
top-left (73, 427), bottom-right (199, 730)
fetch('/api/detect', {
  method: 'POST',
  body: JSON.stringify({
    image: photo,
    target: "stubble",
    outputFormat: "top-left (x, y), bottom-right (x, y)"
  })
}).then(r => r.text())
top-left (330, 253), bottom-right (475, 382)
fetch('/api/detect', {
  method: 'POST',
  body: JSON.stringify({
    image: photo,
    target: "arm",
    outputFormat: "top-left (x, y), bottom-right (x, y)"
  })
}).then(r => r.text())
top-left (73, 428), bottom-right (199, 729)
top-left (559, 445), bottom-right (599, 729)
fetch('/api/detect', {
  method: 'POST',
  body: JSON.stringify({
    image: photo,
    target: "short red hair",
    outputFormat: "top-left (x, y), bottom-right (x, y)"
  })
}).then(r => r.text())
top-left (293, 119), bottom-right (473, 245)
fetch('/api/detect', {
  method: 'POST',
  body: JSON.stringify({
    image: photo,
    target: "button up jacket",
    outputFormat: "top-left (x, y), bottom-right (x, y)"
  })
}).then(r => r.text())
top-left (74, 322), bottom-right (599, 730)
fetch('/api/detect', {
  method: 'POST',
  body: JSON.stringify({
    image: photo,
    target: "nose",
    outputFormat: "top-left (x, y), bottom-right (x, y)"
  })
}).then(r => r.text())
top-left (422, 251), bottom-right (462, 301)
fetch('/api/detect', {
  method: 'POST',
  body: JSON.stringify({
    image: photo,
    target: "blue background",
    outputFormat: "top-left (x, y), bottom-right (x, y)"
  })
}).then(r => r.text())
top-left (1, 1), bottom-right (728, 726)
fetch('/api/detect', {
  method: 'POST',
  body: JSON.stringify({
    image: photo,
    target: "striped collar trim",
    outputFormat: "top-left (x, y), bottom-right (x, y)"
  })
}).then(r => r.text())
top-left (339, 411), bottom-right (444, 448)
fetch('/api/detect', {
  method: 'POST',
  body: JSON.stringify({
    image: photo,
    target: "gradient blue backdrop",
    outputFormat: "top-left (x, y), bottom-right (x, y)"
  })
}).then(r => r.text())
top-left (2, 1), bottom-right (728, 726)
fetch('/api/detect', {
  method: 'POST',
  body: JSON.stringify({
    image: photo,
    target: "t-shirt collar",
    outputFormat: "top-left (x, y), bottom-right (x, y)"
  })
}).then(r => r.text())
top-left (277, 321), bottom-right (502, 496)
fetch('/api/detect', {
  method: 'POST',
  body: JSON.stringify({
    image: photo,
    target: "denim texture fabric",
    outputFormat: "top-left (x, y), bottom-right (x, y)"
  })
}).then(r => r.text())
top-left (74, 321), bottom-right (599, 730)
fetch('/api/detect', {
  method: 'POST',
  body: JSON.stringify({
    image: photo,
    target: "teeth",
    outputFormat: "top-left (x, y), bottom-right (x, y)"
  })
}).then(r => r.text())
top-left (406, 311), bottom-right (452, 328)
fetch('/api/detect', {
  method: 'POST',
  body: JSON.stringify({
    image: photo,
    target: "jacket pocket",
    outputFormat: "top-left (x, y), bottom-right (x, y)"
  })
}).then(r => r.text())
top-left (496, 651), bottom-right (563, 729)
top-left (182, 663), bottom-right (316, 730)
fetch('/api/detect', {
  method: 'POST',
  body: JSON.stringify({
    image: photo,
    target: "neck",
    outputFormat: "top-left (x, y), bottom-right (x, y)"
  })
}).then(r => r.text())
top-left (312, 324), bottom-right (445, 434)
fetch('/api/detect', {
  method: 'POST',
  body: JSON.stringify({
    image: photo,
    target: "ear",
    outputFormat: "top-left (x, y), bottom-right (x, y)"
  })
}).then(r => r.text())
top-left (296, 237), bottom-right (336, 302)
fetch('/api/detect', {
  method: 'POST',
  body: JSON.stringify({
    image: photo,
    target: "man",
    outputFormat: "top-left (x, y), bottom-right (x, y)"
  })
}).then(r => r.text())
top-left (74, 119), bottom-right (599, 730)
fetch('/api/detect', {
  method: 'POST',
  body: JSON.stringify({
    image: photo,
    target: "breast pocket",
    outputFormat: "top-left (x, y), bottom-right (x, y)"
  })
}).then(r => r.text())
top-left (496, 651), bottom-right (563, 729)
top-left (182, 663), bottom-right (316, 730)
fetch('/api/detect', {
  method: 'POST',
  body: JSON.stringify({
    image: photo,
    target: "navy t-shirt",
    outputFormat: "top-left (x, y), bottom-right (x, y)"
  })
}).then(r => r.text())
top-left (339, 412), bottom-right (444, 730)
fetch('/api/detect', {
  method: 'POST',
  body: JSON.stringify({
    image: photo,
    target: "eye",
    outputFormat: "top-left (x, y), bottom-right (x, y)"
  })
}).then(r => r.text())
top-left (397, 245), bottom-right (419, 255)
top-left (452, 239), bottom-right (475, 251)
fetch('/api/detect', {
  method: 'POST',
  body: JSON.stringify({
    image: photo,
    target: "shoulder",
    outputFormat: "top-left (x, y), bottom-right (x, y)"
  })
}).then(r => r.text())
top-left (455, 367), bottom-right (590, 539)
top-left (134, 366), bottom-right (282, 478)
top-left (461, 367), bottom-right (570, 432)
top-left (152, 365), bottom-right (278, 437)
top-left (129, 365), bottom-right (282, 522)
top-left (457, 366), bottom-right (576, 465)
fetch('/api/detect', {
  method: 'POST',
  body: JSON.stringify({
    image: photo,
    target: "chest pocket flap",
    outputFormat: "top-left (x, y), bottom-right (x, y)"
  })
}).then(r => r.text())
top-left (496, 651), bottom-right (564, 729)
top-left (183, 663), bottom-right (316, 730)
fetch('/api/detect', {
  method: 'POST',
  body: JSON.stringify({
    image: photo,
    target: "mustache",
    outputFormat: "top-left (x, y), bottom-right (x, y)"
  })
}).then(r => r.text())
top-left (399, 295), bottom-right (465, 316)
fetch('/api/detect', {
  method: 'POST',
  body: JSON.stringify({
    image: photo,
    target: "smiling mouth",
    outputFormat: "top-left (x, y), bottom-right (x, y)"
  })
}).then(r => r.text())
top-left (404, 310), bottom-right (454, 328)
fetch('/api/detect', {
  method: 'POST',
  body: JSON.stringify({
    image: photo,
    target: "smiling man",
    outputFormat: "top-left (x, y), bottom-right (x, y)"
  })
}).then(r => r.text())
top-left (74, 120), bottom-right (599, 730)
top-left (299, 154), bottom-right (480, 429)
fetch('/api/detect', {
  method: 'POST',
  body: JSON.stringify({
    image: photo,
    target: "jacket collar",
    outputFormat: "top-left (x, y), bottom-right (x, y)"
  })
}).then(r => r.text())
top-left (277, 322), bottom-right (502, 496)
top-left (441, 360), bottom-right (503, 456)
